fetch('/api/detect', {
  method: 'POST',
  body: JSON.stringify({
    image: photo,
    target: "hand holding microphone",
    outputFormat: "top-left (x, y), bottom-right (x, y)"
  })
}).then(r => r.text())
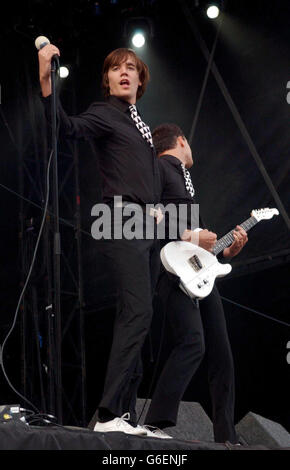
top-left (35, 36), bottom-right (60, 96)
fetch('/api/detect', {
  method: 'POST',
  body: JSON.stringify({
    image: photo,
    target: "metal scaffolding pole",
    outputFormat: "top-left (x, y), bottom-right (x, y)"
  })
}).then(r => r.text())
top-left (17, 59), bottom-right (86, 425)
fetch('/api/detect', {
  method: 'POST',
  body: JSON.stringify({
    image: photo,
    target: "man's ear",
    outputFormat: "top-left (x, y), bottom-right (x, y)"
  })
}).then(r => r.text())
top-left (177, 135), bottom-right (185, 147)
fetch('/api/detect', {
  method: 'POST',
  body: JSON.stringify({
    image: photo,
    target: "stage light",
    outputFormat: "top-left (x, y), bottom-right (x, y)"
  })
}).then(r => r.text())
top-left (206, 5), bottom-right (220, 19)
top-left (58, 66), bottom-right (69, 78)
top-left (94, 2), bottom-right (101, 15)
top-left (132, 32), bottom-right (146, 48)
top-left (123, 17), bottom-right (154, 47)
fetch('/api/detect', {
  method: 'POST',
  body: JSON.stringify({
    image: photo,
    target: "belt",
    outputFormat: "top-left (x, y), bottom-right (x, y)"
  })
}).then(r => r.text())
top-left (114, 200), bottom-right (161, 220)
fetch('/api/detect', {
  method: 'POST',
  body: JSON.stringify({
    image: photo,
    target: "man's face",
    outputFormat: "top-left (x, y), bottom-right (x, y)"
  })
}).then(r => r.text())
top-left (107, 56), bottom-right (142, 104)
top-left (183, 137), bottom-right (193, 168)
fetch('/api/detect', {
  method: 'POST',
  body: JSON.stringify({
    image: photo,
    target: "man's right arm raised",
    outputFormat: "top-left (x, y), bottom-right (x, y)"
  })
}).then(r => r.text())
top-left (38, 44), bottom-right (113, 140)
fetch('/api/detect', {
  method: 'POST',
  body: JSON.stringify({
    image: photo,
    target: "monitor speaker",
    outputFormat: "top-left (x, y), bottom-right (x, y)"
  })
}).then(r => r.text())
top-left (236, 412), bottom-right (290, 449)
top-left (136, 399), bottom-right (214, 442)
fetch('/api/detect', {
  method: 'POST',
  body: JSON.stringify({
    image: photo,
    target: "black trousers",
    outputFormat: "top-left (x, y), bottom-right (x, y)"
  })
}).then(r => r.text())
top-left (97, 234), bottom-right (160, 421)
top-left (144, 271), bottom-right (238, 444)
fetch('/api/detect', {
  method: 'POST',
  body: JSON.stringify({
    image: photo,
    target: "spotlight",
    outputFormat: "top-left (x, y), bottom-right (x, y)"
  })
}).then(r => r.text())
top-left (123, 17), bottom-right (154, 47)
top-left (94, 2), bottom-right (101, 16)
top-left (206, 4), bottom-right (220, 19)
top-left (132, 32), bottom-right (146, 48)
top-left (58, 66), bottom-right (69, 78)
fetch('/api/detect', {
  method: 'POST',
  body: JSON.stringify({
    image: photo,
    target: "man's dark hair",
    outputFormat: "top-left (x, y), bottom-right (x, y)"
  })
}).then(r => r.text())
top-left (152, 123), bottom-right (185, 156)
top-left (102, 48), bottom-right (150, 100)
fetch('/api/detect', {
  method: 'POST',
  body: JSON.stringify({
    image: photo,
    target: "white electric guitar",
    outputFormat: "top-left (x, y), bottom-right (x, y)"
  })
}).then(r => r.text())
top-left (160, 208), bottom-right (279, 300)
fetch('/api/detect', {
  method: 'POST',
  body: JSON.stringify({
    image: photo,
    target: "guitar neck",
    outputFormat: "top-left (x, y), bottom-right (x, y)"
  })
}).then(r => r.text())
top-left (212, 216), bottom-right (258, 256)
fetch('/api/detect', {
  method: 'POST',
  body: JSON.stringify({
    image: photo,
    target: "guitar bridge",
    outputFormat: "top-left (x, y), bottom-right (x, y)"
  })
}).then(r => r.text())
top-left (188, 254), bottom-right (203, 272)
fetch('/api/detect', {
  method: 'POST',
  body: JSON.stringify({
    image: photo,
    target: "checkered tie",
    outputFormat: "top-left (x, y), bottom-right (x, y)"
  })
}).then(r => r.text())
top-left (129, 104), bottom-right (153, 147)
top-left (180, 163), bottom-right (195, 198)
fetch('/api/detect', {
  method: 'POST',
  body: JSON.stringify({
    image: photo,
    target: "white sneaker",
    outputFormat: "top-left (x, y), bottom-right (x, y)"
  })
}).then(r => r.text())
top-left (93, 413), bottom-right (147, 436)
top-left (140, 425), bottom-right (173, 439)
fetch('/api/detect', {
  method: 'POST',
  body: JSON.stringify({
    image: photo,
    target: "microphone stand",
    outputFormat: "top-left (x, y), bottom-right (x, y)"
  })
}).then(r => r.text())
top-left (50, 55), bottom-right (63, 424)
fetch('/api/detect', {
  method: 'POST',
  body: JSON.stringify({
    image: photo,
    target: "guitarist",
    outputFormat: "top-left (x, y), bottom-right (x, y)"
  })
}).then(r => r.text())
top-left (142, 123), bottom-right (248, 443)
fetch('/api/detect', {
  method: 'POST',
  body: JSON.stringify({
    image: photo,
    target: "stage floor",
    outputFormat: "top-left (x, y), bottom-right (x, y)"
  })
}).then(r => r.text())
top-left (0, 420), bottom-right (269, 451)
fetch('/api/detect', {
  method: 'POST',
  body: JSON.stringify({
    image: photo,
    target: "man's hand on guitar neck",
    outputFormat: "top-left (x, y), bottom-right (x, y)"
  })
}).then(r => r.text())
top-left (181, 225), bottom-right (248, 257)
top-left (223, 225), bottom-right (248, 258)
top-left (181, 229), bottom-right (217, 252)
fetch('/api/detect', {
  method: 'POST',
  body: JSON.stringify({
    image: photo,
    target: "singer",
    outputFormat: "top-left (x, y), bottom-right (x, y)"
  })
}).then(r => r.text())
top-left (38, 43), bottom-right (162, 436)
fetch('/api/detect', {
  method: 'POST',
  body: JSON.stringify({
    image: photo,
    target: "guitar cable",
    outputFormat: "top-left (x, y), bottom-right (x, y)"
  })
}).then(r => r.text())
top-left (220, 296), bottom-right (290, 328)
top-left (180, 280), bottom-right (290, 328)
top-left (136, 272), bottom-right (290, 426)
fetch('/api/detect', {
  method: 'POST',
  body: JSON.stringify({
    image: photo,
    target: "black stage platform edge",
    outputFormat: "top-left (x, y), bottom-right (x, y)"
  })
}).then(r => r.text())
top-left (0, 420), bottom-right (275, 451)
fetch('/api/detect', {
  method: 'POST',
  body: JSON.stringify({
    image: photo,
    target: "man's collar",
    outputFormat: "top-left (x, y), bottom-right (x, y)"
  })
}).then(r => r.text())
top-left (159, 154), bottom-right (182, 167)
top-left (107, 95), bottom-right (132, 113)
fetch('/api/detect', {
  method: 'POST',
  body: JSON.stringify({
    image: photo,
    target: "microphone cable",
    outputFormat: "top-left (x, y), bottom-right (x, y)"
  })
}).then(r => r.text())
top-left (0, 148), bottom-right (53, 414)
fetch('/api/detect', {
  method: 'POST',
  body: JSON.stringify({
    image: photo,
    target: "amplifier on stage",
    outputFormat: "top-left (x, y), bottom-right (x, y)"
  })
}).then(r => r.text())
top-left (0, 404), bottom-right (23, 423)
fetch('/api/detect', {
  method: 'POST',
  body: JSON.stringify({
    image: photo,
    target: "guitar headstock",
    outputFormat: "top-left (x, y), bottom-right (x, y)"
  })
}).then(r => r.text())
top-left (251, 208), bottom-right (279, 221)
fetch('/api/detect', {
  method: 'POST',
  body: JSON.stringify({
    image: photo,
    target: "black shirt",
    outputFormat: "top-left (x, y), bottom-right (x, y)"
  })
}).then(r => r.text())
top-left (42, 94), bottom-right (160, 205)
top-left (159, 154), bottom-right (197, 207)
top-left (157, 155), bottom-right (231, 263)
top-left (158, 154), bottom-right (203, 245)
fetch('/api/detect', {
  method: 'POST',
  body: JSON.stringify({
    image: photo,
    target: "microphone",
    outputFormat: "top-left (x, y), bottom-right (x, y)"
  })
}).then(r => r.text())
top-left (35, 35), bottom-right (50, 50)
top-left (35, 36), bottom-right (59, 67)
